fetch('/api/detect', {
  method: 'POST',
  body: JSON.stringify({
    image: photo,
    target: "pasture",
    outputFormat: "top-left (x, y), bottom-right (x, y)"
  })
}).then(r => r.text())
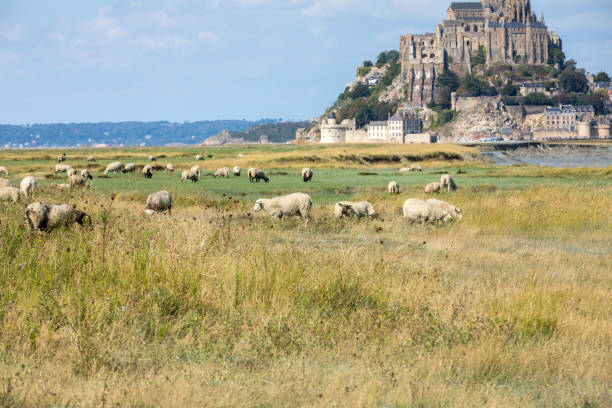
top-left (0, 144), bottom-right (611, 407)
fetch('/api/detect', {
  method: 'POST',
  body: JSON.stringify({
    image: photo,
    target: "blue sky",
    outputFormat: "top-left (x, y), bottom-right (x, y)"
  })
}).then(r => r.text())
top-left (1, 0), bottom-right (611, 124)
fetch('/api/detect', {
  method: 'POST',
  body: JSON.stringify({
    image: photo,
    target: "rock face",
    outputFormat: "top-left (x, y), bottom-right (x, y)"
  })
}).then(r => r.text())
top-left (202, 130), bottom-right (245, 146)
top-left (441, 97), bottom-right (518, 142)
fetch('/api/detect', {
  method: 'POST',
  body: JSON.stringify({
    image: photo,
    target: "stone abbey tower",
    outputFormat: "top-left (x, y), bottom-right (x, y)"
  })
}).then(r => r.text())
top-left (400, 0), bottom-right (562, 105)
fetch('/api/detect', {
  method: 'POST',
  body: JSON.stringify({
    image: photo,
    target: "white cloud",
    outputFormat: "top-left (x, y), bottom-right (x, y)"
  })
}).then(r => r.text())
top-left (198, 31), bottom-right (218, 42)
top-left (0, 24), bottom-right (27, 41)
top-left (83, 7), bottom-right (126, 40)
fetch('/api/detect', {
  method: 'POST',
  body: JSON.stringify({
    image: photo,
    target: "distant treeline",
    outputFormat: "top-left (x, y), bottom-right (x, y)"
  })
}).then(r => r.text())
top-left (0, 119), bottom-right (281, 148)
top-left (224, 122), bottom-right (310, 144)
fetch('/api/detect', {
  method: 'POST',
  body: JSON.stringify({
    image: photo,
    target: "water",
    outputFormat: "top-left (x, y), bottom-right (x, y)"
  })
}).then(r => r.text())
top-left (482, 145), bottom-right (612, 168)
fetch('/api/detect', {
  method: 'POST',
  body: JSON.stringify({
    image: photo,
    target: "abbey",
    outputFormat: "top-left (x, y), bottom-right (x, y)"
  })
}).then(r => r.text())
top-left (400, 0), bottom-right (562, 105)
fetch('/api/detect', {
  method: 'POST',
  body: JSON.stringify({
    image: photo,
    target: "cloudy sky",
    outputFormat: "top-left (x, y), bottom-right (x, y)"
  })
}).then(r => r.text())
top-left (1, 0), bottom-right (610, 124)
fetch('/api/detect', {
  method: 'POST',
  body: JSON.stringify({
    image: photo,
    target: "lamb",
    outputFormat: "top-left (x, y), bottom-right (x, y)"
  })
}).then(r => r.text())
top-left (440, 174), bottom-right (457, 192)
top-left (402, 198), bottom-right (453, 224)
top-left (166, 163), bottom-right (175, 172)
top-left (104, 162), bottom-right (124, 175)
top-left (181, 166), bottom-right (200, 182)
top-left (20, 176), bottom-right (37, 199)
top-left (123, 163), bottom-right (136, 174)
top-left (334, 201), bottom-right (375, 219)
top-left (69, 174), bottom-right (87, 188)
top-left (0, 166), bottom-right (9, 176)
top-left (196, 155), bottom-right (204, 161)
top-left (145, 190), bottom-right (172, 215)
top-left (55, 164), bottom-right (72, 173)
top-left (25, 202), bottom-right (89, 231)
top-left (57, 153), bottom-right (66, 163)
top-left (149, 155), bottom-right (157, 162)
top-left (213, 167), bottom-right (231, 178)
top-left (233, 166), bottom-right (241, 176)
top-left (254, 193), bottom-right (312, 220)
top-left (302, 168), bottom-right (313, 182)
top-left (248, 168), bottom-right (269, 183)
top-left (81, 169), bottom-right (93, 180)
top-left (87, 156), bottom-right (96, 162)
top-left (66, 168), bottom-right (77, 177)
top-left (388, 181), bottom-right (400, 194)
top-left (425, 182), bottom-right (442, 194)
top-left (0, 187), bottom-right (21, 203)
top-left (0, 178), bottom-right (11, 188)
top-left (143, 165), bottom-right (153, 179)
top-left (426, 199), bottom-right (463, 221)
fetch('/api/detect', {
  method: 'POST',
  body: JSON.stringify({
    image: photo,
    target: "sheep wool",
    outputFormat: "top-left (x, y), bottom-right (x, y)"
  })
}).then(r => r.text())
top-left (254, 192), bottom-right (312, 220)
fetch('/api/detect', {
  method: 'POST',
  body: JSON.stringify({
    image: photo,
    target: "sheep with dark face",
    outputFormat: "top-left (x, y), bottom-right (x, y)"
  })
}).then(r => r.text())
top-left (123, 163), bottom-right (136, 174)
top-left (334, 201), bottom-right (375, 219)
top-left (81, 169), bottom-right (93, 180)
top-left (69, 174), bottom-right (87, 188)
top-left (248, 168), bottom-right (269, 183)
top-left (0, 166), bottom-right (9, 176)
top-left (302, 168), bottom-right (313, 182)
top-left (104, 162), bottom-right (124, 175)
top-left (388, 181), bottom-right (400, 194)
top-left (55, 164), bottom-right (72, 173)
top-left (196, 155), bottom-right (204, 161)
top-left (233, 166), bottom-right (241, 176)
top-left (87, 156), bottom-right (96, 162)
top-left (143, 165), bottom-right (153, 179)
top-left (254, 193), bottom-right (312, 220)
top-left (166, 163), bottom-right (175, 172)
top-left (181, 166), bottom-right (200, 182)
top-left (57, 153), bottom-right (66, 163)
top-left (149, 155), bottom-right (157, 162)
top-left (25, 202), bottom-right (89, 231)
top-left (145, 190), bottom-right (172, 215)
top-left (66, 168), bottom-right (77, 178)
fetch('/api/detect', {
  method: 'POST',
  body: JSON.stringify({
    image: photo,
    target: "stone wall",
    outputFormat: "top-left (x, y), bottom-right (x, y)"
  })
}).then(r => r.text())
top-left (533, 128), bottom-right (577, 140)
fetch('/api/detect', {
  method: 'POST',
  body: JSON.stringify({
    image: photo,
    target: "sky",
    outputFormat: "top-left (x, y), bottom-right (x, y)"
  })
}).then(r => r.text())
top-left (1, 0), bottom-right (611, 124)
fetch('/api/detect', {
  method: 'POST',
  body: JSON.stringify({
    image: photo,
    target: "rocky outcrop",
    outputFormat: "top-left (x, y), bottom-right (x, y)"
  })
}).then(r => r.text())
top-left (202, 130), bottom-right (245, 146)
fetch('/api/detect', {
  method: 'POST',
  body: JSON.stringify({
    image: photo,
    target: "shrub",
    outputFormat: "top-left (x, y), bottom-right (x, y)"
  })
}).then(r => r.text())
top-left (559, 69), bottom-right (586, 92)
top-left (358, 66), bottom-right (372, 77)
top-left (502, 82), bottom-right (518, 96)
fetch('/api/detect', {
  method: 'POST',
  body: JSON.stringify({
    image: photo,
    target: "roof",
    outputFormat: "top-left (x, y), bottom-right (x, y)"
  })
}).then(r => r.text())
top-left (488, 21), bottom-right (546, 29)
top-left (450, 2), bottom-right (483, 10)
top-left (369, 121), bottom-right (388, 127)
top-left (389, 113), bottom-right (403, 121)
top-left (520, 83), bottom-right (545, 88)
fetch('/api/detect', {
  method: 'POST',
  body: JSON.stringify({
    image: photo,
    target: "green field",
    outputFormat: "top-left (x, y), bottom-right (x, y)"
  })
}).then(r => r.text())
top-left (0, 144), bottom-right (611, 407)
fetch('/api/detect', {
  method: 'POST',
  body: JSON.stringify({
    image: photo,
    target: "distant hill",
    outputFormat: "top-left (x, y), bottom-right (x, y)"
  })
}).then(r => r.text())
top-left (203, 122), bottom-right (310, 145)
top-left (0, 119), bottom-right (280, 148)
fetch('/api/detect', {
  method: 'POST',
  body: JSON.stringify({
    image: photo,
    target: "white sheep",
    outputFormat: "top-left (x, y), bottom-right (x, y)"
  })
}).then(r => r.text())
top-left (302, 168), bottom-right (313, 182)
top-left (402, 198), bottom-right (453, 224)
top-left (334, 201), bottom-right (375, 218)
top-left (399, 167), bottom-right (411, 172)
top-left (388, 181), bottom-right (400, 194)
top-left (123, 163), bottom-right (136, 174)
top-left (248, 168), bottom-right (269, 183)
top-left (426, 198), bottom-right (463, 221)
top-left (166, 163), bottom-right (175, 172)
top-left (410, 163), bottom-right (422, 172)
top-left (213, 167), bottom-right (230, 178)
top-left (55, 164), bottom-right (72, 173)
top-left (440, 174), bottom-right (457, 192)
top-left (146, 190), bottom-right (172, 215)
top-left (87, 156), bottom-right (96, 162)
top-left (25, 202), bottom-right (89, 231)
top-left (104, 162), bottom-right (124, 175)
top-left (143, 165), bottom-right (153, 179)
top-left (20, 176), bottom-right (37, 199)
top-left (81, 169), bottom-right (93, 180)
top-left (66, 168), bottom-right (77, 178)
top-left (425, 182), bottom-right (442, 194)
top-left (196, 155), bottom-right (204, 161)
top-left (69, 174), bottom-right (87, 188)
top-left (0, 178), bottom-right (11, 188)
top-left (0, 187), bottom-right (21, 203)
top-left (254, 193), bottom-right (312, 220)
top-left (0, 166), bottom-right (9, 176)
top-left (233, 166), bottom-right (241, 176)
top-left (181, 166), bottom-right (200, 182)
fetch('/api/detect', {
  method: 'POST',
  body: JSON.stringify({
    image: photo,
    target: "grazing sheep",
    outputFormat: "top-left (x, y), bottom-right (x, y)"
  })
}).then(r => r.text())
top-left (81, 169), bottom-right (93, 180)
top-left (0, 166), bottom-right (9, 176)
top-left (57, 153), bottom-right (66, 162)
top-left (181, 166), bottom-right (200, 182)
top-left (425, 182), bottom-right (442, 194)
top-left (196, 155), bottom-right (204, 161)
top-left (87, 156), bottom-right (96, 162)
top-left (440, 174), bottom-right (457, 192)
top-left (254, 193), bottom-right (312, 220)
top-left (388, 181), bottom-right (400, 194)
top-left (20, 176), bottom-right (37, 199)
top-left (302, 168), bottom-right (313, 182)
top-left (146, 190), bottom-right (172, 215)
top-left (426, 198), bottom-right (463, 221)
top-left (25, 202), bottom-right (89, 231)
top-left (123, 163), bottom-right (136, 174)
top-left (166, 163), bottom-right (175, 172)
top-left (0, 178), bottom-right (11, 188)
top-left (248, 168), bottom-right (269, 183)
top-left (66, 168), bottom-right (77, 178)
top-left (0, 187), bottom-right (21, 203)
top-left (399, 167), bottom-right (411, 172)
top-left (55, 164), bottom-right (72, 173)
top-left (69, 174), bottom-right (87, 188)
top-left (104, 162), bottom-right (124, 175)
top-left (233, 166), bottom-right (241, 176)
top-left (334, 201), bottom-right (375, 219)
top-left (143, 165), bottom-right (153, 179)
top-left (410, 163), bottom-right (422, 172)
top-left (149, 155), bottom-right (157, 162)
top-left (402, 198), bottom-right (453, 224)
top-left (213, 167), bottom-right (231, 178)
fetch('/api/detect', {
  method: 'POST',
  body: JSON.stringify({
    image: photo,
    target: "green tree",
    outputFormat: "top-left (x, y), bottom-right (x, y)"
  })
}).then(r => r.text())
top-left (594, 72), bottom-right (611, 82)
top-left (437, 70), bottom-right (460, 92)
top-left (502, 96), bottom-right (519, 106)
top-left (385, 50), bottom-right (400, 64)
top-left (558, 69), bottom-right (586, 92)
top-left (471, 46), bottom-right (486, 68)
top-left (522, 92), bottom-right (553, 106)
top-left (564, 59), bottom-right (577, 71)
top-left (358, 66), bottom-right (372, 77)
top-left (363, 60), bottom-right (373, 67)
top-left (350, 83), bottom-right (371, 99)
top-left (502, 81), bottom-right (519, 96)
top-left (576, 93), bottom-right (606, 115)
top-left (547, 45), bottom-right (565, 67)
top-left (376, 52), bottom-right (388, 68)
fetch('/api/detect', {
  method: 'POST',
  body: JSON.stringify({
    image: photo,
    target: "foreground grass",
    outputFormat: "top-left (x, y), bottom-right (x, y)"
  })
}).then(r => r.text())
top-left (0, 146), bottom-right (611, 407)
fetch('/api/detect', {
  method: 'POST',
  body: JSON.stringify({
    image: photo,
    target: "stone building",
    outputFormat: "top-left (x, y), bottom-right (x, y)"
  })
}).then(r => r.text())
top-left (400, 0), bottom-right (561, 105)
top-left (544, 105), bottom-right (594, 131)
top-left (519, 82), bottom-right (546, 96)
